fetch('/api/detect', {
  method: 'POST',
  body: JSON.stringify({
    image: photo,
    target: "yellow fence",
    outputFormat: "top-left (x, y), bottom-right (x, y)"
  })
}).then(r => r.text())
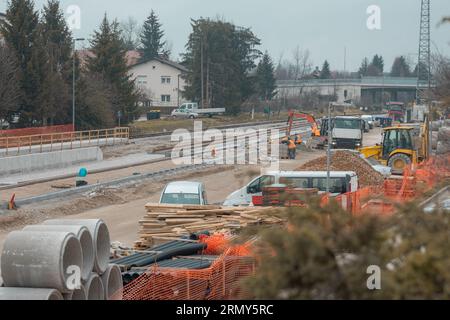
top-left (0, 127), bottom-right (129, 156)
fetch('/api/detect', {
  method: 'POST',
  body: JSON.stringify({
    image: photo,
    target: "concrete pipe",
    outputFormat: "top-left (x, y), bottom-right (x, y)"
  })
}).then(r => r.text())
top-left (101, 264), bottom-right (123, 300)
top-left (1, 231), bottom-right (82, 293)
top-left (42, 219), bottom-right (111, 274)
top-left (63, 284), bottom-right (86, 301)
top-left (0, 288), bottom-right (63, 300)
top-left (23, 225), bottom-right (94, 281)
top-left (84, 273), bottom-right (105, 300)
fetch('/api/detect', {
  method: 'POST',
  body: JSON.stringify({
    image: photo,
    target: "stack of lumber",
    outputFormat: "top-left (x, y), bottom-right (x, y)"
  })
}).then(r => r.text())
top-left (135, 204), bottom-right (283, 249)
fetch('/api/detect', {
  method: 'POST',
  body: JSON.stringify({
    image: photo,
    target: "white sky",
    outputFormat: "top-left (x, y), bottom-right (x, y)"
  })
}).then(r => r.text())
top-left (1, 0), bottom-right (450, 71)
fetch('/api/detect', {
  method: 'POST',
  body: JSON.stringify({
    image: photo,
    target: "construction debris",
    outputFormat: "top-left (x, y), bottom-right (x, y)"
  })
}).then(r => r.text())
top-left (135, 204), bottom-right (284, 249)
top-left (296, 150), bottom-right (385, 188)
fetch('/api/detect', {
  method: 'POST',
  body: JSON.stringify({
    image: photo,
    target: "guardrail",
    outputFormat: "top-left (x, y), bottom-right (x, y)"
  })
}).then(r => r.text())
top-left (0, 127), bottom-right (129, 157)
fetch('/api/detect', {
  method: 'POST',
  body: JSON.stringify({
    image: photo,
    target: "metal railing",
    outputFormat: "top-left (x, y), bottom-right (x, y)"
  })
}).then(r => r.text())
top-left (0, 127), bottom-right (129, 157)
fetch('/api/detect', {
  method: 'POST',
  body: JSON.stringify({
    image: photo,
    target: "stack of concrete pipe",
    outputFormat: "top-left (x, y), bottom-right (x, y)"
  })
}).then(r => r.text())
top-left (0, 219), bottom-right (123, 300)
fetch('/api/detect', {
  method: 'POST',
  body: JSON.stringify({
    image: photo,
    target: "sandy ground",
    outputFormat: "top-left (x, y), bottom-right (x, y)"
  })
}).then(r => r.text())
top-left (0, 128), bottom-right (382, 251)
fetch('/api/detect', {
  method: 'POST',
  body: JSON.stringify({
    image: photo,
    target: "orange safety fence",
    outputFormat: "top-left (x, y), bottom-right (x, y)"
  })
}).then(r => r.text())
top-left (0, 124), bottom-right (73, 138)
top-left (333, 155), bottom-right (450, 216)
top-left (123, 236), bottom-right (256, 300)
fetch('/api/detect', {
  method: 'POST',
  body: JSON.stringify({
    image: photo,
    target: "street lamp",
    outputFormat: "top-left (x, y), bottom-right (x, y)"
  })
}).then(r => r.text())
top-left (72, 38), bottom-right (85, 131)
top-left (326, 101), bottom-right (333, 194)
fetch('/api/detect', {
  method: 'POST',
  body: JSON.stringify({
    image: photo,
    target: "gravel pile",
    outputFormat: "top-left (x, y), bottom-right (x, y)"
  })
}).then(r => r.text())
top-left (296, 150), bottom-right (385, 188)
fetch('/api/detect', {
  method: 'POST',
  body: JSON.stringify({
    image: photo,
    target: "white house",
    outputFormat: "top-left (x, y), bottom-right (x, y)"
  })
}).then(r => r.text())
top-left (0, 12), bottom-right (6, 43)
top-left (129, 57), bottom-right (188, 111)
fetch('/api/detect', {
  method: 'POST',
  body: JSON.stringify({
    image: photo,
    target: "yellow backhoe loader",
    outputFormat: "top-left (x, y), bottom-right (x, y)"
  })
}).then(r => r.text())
top-left (359, 116), bottom-right (430, 174)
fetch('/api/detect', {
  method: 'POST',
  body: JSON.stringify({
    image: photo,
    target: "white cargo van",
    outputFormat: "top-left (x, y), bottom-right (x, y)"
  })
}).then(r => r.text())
top-left (223, 171), bottom-right (358, 206)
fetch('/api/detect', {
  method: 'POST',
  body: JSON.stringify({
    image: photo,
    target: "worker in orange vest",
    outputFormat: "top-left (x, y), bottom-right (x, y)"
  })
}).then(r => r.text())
top-left (288, 137), bottom-right (297, 160)
top-left (312, 124), bottom-right (321, 137)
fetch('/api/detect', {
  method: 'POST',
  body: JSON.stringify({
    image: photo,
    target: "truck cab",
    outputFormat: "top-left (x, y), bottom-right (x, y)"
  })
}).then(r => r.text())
top-left (331, 116), bottom-right (364, 149)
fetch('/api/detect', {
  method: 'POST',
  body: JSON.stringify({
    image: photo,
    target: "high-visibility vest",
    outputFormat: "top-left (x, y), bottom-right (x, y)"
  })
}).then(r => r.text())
top-left (288, 140), bottom-right (297, 149)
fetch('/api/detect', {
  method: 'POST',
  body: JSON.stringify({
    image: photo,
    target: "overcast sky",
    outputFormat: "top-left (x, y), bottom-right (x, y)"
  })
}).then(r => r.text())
top-left (1, 0), bottom-right (450, 71)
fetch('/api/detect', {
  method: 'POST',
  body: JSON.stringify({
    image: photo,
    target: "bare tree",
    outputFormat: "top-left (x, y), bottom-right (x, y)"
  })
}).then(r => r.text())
top-left (0, 44), bottom-right (21, 125)
top-left (120, 16), bottom-right (142, 50)
top-left (292, 46), bottom-right (312, 80)
top-left (432, 53), bottom-right (450, 108)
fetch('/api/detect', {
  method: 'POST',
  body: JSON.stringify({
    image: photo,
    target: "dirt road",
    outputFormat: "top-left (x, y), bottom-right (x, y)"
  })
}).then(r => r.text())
top-left (0, 129), bottom-right (382, 248)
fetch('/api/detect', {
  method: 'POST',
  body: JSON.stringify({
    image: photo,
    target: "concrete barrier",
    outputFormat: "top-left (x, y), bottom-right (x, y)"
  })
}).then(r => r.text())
top-left (0, 147), bottom-right (103, 176)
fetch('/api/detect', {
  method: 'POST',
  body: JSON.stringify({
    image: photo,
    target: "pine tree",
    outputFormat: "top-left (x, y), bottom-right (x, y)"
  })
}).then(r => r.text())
top-left (256, 52), bottom-right (277, 101)
top-left (390, 56), bottom-right (411, 77)
top-left (88, 14), bottom-right (138, 124)
top-left (140, 10), bottom-right (166, 60)
top-left (0, 0), bottom-right (39, 126)
top-left (358, 57), bottom-right (369, 77)
top-left (0, 44), bottom-right (22, 123)
top-left (41, 0), bottom-right (72, 124)
top-left (320, 60), bottom-right (331, 79)
top-left (368, 54), bottom-right (384, 76)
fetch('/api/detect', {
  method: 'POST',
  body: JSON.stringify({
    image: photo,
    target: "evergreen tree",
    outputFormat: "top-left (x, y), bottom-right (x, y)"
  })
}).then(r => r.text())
top-left (390, 56), bottom-right (411, 77)
top-left (0, 44), bottom-right (22, 124)
top-left (41, 0), bottom-right (72, 124)
top-left (140, 10), bottom-right (166, 60)
top-left (182, 18), bottom-right (261, 115)
top-left (88, 14), bottom-right (138, 124)
top-left (358, 57), bottom-right (369, 77)
top-left (256, 52), bottom-right (277, 101)
top-left (320, 60), bottom-right (331, 79)
top-left (368, 54), bottom-right (384, 76)
top-left (0, 0), bottom-right (39, 126)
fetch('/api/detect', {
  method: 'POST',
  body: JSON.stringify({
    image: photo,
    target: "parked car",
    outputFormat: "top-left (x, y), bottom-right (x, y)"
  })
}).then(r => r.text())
top-left (223, 171), bottom-right (359, 206)
top-left (159, 181), bottom-right (208, 205)
top-left (361, 115), bottom-right (376, 129)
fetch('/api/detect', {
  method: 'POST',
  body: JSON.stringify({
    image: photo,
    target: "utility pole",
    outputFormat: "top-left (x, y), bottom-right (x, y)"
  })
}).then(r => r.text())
top-left (416, 0), bottom-right (431, 105)
top-left (72, 38), bottom-right (85, 131)
top-left (326, 102), bottom-right (332, 194)
top-left (200, 36), bottom-right (204, 109)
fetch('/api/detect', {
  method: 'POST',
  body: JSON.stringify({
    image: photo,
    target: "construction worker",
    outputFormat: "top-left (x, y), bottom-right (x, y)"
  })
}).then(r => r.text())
top-left (295, 134), bottom-right (303, 145)
top-left (288, 137), bottom-right (297, 160)
top-left (312, 124), bottom-right (321, 137)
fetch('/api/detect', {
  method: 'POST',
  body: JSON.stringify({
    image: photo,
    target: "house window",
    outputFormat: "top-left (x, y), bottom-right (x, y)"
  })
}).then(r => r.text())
top-left (161, 95), bottom-right (171, 102)
top-left (137, 75), bottom-right (147, 85)
top-left (161, 76), bottom-right (171, 84)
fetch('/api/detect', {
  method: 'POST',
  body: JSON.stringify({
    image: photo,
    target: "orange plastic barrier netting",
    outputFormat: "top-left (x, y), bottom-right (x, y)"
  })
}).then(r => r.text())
top-left (123, 240), bottom-right (256, 300)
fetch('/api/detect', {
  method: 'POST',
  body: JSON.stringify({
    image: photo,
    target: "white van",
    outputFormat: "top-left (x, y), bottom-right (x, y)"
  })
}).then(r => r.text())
top-left (223, 171), bottom-right (358, 206)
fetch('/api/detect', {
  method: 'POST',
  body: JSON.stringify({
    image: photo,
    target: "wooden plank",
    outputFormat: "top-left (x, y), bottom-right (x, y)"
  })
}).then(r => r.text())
top-left (164, 219), bottom-right (205, 225)
top-left (156, 215), bottom-right (206, 219)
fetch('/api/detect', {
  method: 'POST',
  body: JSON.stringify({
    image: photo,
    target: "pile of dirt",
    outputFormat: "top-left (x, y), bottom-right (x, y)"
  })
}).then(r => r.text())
top-left (296, 150), bottom-right (385, 188)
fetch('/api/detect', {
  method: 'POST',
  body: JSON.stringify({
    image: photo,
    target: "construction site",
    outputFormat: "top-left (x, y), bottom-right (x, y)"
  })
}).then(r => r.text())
top-left (0, 0), bottom-right (449, 304)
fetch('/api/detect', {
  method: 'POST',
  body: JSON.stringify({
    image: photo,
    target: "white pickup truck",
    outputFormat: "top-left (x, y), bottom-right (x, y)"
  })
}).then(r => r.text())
top-left (171, 103), bottom-right (226, 119)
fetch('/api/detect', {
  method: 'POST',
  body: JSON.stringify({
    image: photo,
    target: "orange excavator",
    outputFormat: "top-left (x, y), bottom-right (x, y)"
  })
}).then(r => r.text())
top-left (285, 111), bottom-right (321, 145)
